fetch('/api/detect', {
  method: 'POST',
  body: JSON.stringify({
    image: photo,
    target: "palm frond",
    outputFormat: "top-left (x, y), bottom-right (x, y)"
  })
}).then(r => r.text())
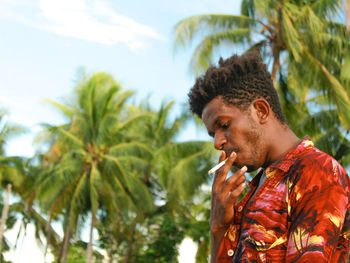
top-left (244, 40), bottom-right (267, 54)
top-left (341, 55), bottom-right (350, 84)
top-left (57, 128), bottom-right (84, 149)
top-left (121, 171), bottom-right (155, 214)
top-left (190, 28), bottom-right (252, 74)
top-left (155, 141), bottom-right (214, 196)
top-left (299, 109), bottom-right (339, 137)
top-left (173, 14), bottom-right (256, 53)
top-left (114, 90), bottom-right (135, 115)
top-left (281, 5), bottom-right (304, 62)
top-left (115, 112), bottom-right (153, 134)
top-left (304, 51), bottom-right (350, 129)
top-left (108, 142), bottom-right (153, 160)
top-left (102, 155), bottom-right (137, 209)
top-left (253, 0), bottom-right (274, 18)
top-left (311, 0), bottom-right (341, 18)
top-left (42, 99), bottom-right (74, 119)
top-left (167, 150), bottom-right (210, 201)
top-left (68, 172), bottom-right (88, 231)
top-left (241, 0), bottom-right (256, 18)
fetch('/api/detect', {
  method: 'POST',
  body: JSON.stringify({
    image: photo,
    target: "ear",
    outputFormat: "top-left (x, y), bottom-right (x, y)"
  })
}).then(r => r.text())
top-left (252, 99), bottom-right (270, 124)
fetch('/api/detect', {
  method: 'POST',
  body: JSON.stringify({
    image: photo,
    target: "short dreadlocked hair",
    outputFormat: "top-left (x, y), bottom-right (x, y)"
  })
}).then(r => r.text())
top-left (188, 52), bottom-right (287, 124)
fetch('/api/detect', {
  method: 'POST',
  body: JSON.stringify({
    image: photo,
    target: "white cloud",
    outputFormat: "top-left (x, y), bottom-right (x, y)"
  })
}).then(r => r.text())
top-left (0, 0), bottom-right (163, 50)
top-left (38, 0), bottom-right (163, 49)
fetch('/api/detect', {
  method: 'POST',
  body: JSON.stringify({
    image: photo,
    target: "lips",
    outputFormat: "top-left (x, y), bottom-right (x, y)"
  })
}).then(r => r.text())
top-left (224, 148), bottom-right (239, 157)
top-left (225, 151), bottom-right (233, 158)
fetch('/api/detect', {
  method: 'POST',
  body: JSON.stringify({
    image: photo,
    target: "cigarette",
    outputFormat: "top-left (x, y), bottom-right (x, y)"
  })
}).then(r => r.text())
top-left (208, 158), bottom-right (228, 175)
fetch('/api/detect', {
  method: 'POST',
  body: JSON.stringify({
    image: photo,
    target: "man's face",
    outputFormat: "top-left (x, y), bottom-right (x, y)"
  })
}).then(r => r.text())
top-left (201, 96), bottom-right (266, 172)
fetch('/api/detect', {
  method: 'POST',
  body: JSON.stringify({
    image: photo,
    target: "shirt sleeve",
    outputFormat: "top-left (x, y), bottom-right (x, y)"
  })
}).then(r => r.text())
top-left (285, 156), bottom-right (350, 262)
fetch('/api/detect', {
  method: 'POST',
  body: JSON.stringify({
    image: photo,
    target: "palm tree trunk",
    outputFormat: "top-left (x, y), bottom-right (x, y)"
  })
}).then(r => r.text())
top-left (271, 48), bottom-right (280, 88)
top-left (58, 224), bottom-right (70, 263)
top-left (271, 2), bottom-right (283, 88)
top-left (0, 184), bottom-right (11, 252)
top-left (86, 213), bottom-right (95, 263)
top-left (44, 214), bottom-right (52, 263)
top-left (122, 219), bottom-right (138, 263)
top-left (14, 222), bottom-right (23, 250)
top-left (109, 253), bottom-right (114, 263)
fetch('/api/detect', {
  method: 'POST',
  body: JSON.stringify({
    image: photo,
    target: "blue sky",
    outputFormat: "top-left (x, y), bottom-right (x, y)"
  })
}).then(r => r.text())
top-left (0, 0), bottom-right (242, 157)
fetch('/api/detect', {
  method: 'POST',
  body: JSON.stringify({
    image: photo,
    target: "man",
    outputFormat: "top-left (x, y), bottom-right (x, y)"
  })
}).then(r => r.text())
top-left (188, 53), bottom-right (350, 262)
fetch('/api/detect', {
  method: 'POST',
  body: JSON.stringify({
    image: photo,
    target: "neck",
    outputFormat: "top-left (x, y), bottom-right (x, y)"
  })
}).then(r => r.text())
top-left (263, 123), bottom-right (301, 168)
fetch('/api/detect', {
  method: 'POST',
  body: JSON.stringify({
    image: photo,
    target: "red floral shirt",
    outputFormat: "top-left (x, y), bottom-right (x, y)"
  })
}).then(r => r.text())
top-left (216, 138), bottom-right (350, 262)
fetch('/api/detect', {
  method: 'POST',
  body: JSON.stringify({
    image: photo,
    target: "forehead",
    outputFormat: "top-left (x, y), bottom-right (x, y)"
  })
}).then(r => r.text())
top-left (201, 96), bottom-right (242, 125)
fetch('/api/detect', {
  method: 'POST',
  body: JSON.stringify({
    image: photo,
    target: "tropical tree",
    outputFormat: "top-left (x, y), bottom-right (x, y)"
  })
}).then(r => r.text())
top-left (133, 100), bottom-right (215, 209)
top-left (173, 0), bottom-right (350, 130)
top-left (35, 72), bottom-right (155, 263)
top-left (278, 73), bottom-right (350, 168)
top-left (93, 99), bottom-right (216, 263)
top-left (0, 109), bottom-right (26, 256)
top-left (125, 100), bottom-right (216, 263)
top-left (0, 109), bottom-right (26, 196)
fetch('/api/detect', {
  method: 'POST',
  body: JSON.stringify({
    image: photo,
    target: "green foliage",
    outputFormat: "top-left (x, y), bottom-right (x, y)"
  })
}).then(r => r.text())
top-left (0, 110), bottom-right (26, 190)
top-left (181, 191), bottom-right (211, 263)
top-left (134, 214), bottom-right (185, 263)
top-left (52, 241), bottom-right (103, 263)
top-left (278, 72), bottom-right (350, 168)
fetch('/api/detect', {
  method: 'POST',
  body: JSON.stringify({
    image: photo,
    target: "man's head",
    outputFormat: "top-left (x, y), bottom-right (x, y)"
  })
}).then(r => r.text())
top-left (188, 53), bottom-right (288, 170)
top-left (188, 52), bottom-right (286, 124)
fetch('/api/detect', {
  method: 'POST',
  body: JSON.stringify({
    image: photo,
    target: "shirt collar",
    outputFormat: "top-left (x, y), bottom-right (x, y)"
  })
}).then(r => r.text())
top-left (265, 136), bottom-right (314, 178)
top-left (248, 168), bottom-right (264, 188)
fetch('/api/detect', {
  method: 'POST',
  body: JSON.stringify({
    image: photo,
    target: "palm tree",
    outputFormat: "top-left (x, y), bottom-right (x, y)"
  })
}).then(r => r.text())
top-left (92, 99), bottom-right (217, 263)
top-left (278, 73), bottom-right (350, 168)
top-left (0, 109), bottom-right (26, 254)
top-left (122, 100), bottom-right (216, 263)
top-left (0, 109), bottom-right (26, 204)
top-left (129, 100), bottom-right (216, 212)
top-left (36, 72), bottom-right (155, 263)
top-left (173, 0), bottom-right (350, 130)
top-left (0, 109), bottom-right (62, 262)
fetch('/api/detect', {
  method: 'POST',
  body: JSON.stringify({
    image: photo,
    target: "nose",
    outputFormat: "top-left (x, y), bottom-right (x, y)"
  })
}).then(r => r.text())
top-left (214, 131), bottom-right (227, 150)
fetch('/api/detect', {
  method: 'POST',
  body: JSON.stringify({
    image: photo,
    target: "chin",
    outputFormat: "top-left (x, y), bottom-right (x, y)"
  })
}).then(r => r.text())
top-left (234, 161), bottom-right (258, 173)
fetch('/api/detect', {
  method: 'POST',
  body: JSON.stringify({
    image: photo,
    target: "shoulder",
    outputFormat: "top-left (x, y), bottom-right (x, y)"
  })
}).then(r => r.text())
top-left (288, 147), bottom-right (349, 190)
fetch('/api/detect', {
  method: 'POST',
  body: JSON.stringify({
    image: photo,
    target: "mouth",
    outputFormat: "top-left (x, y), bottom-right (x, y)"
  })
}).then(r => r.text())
top-left (224, 148), bottom-right (239, 157)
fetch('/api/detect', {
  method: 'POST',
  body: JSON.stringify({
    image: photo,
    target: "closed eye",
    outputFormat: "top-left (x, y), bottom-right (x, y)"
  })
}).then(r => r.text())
top-left (220, 122), bottom-right (230, 129)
